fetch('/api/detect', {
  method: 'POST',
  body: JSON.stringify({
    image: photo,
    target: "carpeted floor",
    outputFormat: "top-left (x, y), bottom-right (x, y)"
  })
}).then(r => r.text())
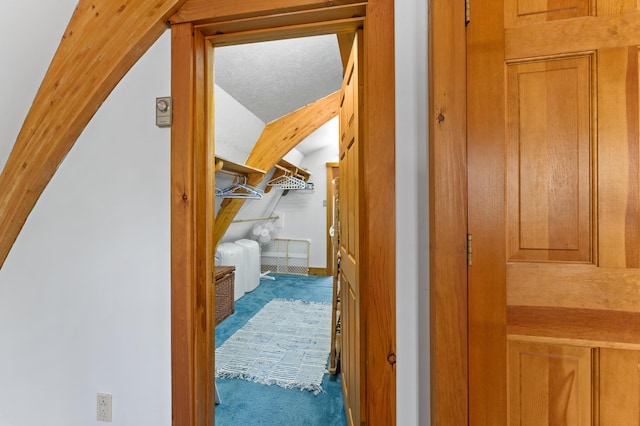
top-left (215, 274), bottom-right (346, 426)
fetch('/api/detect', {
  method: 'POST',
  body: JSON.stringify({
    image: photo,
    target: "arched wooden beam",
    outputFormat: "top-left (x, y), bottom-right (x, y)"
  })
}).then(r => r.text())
top-left (215, 90), bottom-right (340, 246)
top-left (247, 91), bottom-right (340, 169)
top-left (0, 0), bottom-right (187, 268)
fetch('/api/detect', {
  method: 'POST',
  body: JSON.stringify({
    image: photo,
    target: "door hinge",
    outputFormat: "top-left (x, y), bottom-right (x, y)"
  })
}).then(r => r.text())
top-left (465, 0), bottom-right (471, 25)
top-left (467, 234), bottom-right (473, 266)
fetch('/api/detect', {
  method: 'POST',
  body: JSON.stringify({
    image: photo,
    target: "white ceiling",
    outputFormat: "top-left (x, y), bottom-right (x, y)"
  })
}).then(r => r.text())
top-left (213, 34), bottom-right (343, 155)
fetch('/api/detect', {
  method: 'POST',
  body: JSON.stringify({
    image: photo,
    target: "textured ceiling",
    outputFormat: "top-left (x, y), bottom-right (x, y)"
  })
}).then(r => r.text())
top-left (214, 34), bottom-right (343, 155)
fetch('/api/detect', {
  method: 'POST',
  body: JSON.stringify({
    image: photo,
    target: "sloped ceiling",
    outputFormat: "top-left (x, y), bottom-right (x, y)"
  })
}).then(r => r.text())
top-left (214, 34), bottom-right (343, 154)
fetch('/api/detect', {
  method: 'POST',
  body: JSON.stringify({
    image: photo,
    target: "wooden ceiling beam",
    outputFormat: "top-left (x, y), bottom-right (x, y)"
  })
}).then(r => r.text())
top-left (214, 90), bottom-right (340, 246)
top-left (0, 0), bottom-right (188, 268)
top-left (247, 90), bottom-right (339, 169)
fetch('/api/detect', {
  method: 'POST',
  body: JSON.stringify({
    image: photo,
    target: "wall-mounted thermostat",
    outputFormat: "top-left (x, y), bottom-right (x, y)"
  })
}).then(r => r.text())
top-left (156, 96), bottom-right (172, 127)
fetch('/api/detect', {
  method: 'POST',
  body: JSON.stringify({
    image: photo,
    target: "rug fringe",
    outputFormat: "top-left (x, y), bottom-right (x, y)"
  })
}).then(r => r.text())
top-left (216, 371), bottom-right (325, 395)
top-left (273, 298), bottom-right (331, 307)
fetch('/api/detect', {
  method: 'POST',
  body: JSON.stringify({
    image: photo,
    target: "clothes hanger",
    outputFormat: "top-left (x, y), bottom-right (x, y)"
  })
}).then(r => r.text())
top-left (267, 166), bottom-right (306, 190)
top-left (215, 172), bottom-right (264, 199)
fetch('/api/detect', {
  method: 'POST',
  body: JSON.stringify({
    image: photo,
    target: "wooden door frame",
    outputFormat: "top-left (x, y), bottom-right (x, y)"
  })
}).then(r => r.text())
top-left (169, 1), bottom-right (396, 425)
top-left (429, 0), bottom-right (469, 425)
top-left (326, 161), bottom-right (339, 278)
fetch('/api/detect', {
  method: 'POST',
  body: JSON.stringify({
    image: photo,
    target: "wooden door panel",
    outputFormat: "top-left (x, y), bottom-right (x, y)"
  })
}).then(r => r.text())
top-left (600, 348), bottom-right (640, 424)
top-left (507, 265), bottom-right (640, 345)
top-left (597, 47), bottom-right (640, 268)
top-left (340, 275), bottom-right (360, 426)
top-left (506, 56), bottom-right (593, 262)
top-left (469, 0), bottom-right (640, 424)
top-left (339, 31), bottom-right (361, 426)
top-left (508, 341), bottom-right (592, 425)
top-left (347, 139), bottom-right (358, 260)
top-left (505, 0), bottom-right (591, 27)
top-left (506, 13), bottom-right (640, 60)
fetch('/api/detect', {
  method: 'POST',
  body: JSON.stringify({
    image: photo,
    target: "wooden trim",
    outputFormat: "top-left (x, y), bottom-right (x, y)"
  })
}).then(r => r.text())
top-left (171, 22), bottom-right (196, 426)
top-left (171, 22), bottom-right (215, 426)
top-left (174, 2), bottom-right (366, 49)
top-left (205, 18), bottom-right (364, 47)
top-left (198, 32), bottom-right (216, 426)
top-left (362, 1), bottom-right (396, 423)
top-left (506, 12), bottom-right (640, 60)
top-left (172, 0), bottom-right (364, 24)
top-left (429, 0), bottom-right (469, 424)
top-left (0, 0), bottom-right (187, 268)
top-left (308, 267), bottom-right (329, 276)
top-left (507, 306), bottom-right (640, 345)
top-left (326, 162), bottom-right (339, 278)
top-left (507, 263), bottom-right (640, 312)
top-left (507, 334), bottom-right (640, 351)
top-left (466, 0), bottom-right (508, 422)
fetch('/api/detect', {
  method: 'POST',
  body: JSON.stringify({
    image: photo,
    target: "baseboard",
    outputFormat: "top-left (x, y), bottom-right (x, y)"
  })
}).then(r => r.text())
top-left (308, 267), bottom-right (328, 276)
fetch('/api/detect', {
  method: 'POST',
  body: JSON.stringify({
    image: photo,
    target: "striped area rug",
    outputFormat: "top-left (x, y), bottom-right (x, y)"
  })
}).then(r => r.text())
top-left (215, 298), bottom-right (332, 394)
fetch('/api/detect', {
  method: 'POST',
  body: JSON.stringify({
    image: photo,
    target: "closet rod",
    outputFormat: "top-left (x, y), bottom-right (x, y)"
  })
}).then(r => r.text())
top-left (231, 215), bottom-right (280, 224)
top-left (274, 163), bottom-right (306, 180)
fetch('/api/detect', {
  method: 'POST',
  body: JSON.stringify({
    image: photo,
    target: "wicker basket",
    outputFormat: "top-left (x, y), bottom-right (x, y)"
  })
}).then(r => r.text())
top-left (214, 266), bottom-right (235, 325)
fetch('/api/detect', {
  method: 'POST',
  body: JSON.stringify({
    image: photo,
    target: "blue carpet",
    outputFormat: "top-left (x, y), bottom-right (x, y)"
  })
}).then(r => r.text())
top-left (215, 274), bottom-right (346, 426)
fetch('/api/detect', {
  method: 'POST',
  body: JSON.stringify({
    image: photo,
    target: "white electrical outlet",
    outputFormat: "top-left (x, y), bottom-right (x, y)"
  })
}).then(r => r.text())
top-left (97, 393), bottom-right (112, 422)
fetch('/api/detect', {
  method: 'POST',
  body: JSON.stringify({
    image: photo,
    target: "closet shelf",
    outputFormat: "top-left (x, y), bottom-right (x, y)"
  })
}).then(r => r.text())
top-left (278, 159), bottom-right (310, 181)
top-left (215, 156), bottom-right (265, 176)
top-left (265, 159), bottom-right (311, 193)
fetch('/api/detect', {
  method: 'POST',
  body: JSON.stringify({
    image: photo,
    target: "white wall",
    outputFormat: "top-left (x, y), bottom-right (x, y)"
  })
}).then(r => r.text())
top-left (283, 147), bottom-right (304, 166)
top-left (273, 118), bottom-right (339, 268)
top-left (213, 83), bottom-right (268, 225)
top-left (395, 0), bottom-right (429, 425)
top-left (0, 2), bottom-right (172, 425)
top-left (214, 84), bottom-right (265, 164)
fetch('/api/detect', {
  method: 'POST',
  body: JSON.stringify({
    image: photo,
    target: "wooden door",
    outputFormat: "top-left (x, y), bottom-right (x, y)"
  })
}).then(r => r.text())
top-left (326, 162), bottom-right (340, 278)
top-left (339, 31), bottom-right (363, 426)
top-left (468, 1), bottom-right (640, 424)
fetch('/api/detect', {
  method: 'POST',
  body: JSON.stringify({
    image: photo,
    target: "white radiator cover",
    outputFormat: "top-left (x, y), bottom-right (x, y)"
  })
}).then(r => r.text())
top-left (260, 238), bottom-right (310, 275)
top-left (234, 239), bottom-right (261, 292)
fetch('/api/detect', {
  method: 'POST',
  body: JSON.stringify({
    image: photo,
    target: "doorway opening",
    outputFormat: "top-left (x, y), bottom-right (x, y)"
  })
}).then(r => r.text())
top-left (169, 3), bottom-right (395, 424)
top-left (212, 34), bottom-right (341, 257)
top-left (211, 34), bottom-right (343, 424)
